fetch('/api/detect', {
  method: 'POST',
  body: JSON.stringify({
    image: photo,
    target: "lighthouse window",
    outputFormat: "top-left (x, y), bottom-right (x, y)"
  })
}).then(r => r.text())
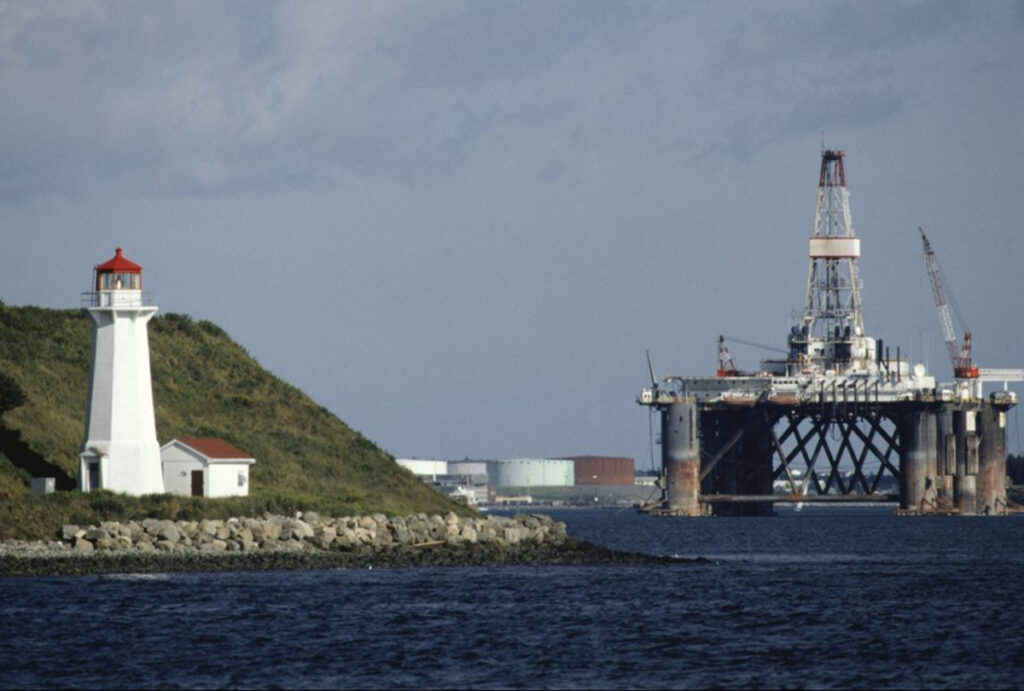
top-left (99, 273), bottom-right (140, 290)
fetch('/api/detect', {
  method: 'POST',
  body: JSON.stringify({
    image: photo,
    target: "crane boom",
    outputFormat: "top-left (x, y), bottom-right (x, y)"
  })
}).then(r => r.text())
top-left (920, 228), bottom-right (977, 378)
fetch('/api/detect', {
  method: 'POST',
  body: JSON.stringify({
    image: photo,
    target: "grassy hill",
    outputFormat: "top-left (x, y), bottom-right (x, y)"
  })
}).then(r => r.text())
top-left (0, 301), bottom-right (465, 537)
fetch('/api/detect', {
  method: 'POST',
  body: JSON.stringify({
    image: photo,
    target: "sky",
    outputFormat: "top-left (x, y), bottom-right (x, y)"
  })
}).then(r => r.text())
top-left (2, 0), bottom-right (1023, 465)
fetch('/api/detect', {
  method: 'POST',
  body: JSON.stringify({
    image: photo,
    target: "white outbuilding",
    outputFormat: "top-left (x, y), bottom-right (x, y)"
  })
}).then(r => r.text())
top-left (160, 437), bottom-right (255, 497)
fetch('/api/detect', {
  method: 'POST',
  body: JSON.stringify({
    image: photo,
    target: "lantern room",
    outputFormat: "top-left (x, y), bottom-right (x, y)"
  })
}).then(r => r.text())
top-left (93, 247), bottom-right (142, 291)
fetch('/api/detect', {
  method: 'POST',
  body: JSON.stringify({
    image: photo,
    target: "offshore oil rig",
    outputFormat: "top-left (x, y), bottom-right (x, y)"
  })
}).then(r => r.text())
top-left (639, 150), bottom-right (1021, 516)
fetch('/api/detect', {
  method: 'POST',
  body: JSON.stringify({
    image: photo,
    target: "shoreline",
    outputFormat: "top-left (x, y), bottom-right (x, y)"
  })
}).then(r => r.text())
top-left (0, 538), bottom-right (695, 578)
top-left (0, 511), bottom-right (704, 577)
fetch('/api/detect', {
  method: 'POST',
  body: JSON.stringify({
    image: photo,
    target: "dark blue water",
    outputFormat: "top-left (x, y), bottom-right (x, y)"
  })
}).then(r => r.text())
top-left (3, 508), bottom-right (1024, 689)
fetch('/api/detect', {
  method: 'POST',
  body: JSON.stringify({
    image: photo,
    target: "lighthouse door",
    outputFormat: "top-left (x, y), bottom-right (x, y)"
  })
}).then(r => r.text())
top-left (191, 470), bottom-right (204, 497)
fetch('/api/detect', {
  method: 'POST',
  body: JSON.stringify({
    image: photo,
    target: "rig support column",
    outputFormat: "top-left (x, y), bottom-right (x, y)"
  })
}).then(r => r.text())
top-left (953, 408), bottom-right (978, 515)
top-left (977, 402), bottom-right (1008, 515)
top-left (899, 409), bottom-right (938, 512)
top-left (662, 399), bottom-right (701, 516)
top-left (937, 408), bottom-right (955, 507)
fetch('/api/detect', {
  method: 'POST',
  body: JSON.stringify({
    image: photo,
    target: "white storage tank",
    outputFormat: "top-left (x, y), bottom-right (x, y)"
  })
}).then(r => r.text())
top-left (395, 459), bottom-right (448, 478)
top-left (487, 458), bottom-right (574, 488)
top-left (448, 461), bottom-right (488, 476)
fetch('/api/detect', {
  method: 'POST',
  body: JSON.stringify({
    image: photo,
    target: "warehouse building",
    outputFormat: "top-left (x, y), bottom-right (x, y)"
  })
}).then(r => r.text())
top-left (564, 456), bottom-right (635, 485)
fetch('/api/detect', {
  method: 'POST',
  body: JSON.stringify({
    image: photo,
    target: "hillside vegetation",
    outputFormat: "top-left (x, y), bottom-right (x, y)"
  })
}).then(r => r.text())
top-left (0, 302), bottom-right (464, 538)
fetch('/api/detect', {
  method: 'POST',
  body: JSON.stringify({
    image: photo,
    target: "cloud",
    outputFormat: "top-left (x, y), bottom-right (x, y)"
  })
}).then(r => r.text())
top-left (695, 0), bottom-right (970, 161)
top-left (0, 1), bottom-right (648, 198)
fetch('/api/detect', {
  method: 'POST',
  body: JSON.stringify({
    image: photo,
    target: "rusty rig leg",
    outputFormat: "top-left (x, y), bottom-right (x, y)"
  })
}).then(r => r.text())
top-left (977, 401), bottom-right (1008, 515)
top-left (953, 408), bottom-right (978, 515)
top-left (938, 407), bottom-right (955, 507)
top-left (898, 408), bottom-right (938, 512)
top-left (662, 399), bottom-right (701, 516)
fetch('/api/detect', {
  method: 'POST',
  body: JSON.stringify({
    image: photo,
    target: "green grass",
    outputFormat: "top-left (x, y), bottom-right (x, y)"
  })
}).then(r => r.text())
top-left (0, 302), bottom-right (468, 538)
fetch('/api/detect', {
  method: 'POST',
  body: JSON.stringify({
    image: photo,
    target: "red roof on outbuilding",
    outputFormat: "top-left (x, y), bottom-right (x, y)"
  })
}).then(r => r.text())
top-left (178, 437), bottom-right (252, 459)
top-left (95, 247), bottom-right (142, 273)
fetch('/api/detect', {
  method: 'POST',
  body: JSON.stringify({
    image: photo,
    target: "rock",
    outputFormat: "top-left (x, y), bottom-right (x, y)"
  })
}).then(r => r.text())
top-left (85, 527), bottom-right (110, 542)
top-left (154, 540), bottom-right (175, 552)
top-left (157, 523), bottom-right (181, 544)
top-left (215, 526), bottom-right (231, 541)
top-left (314, 526), bottom-right (336, 549)
top-left (373, 526), bottom-right (393, 546)
top-left (73, 537), bottom-right (94, 553)
top-left (445, 511), bottom-right (459, 526)
top-left (391, 525), bottom-right (412, 545)
top-left (460, 525), bottom-right (478, 543)
top-left (359, 516), bottom-right (377, 531)
top-left (302, 512), bottom-right (321, 525)
top-left (126, 521), bottom-right (143, 539)
top-left (334, 527), bottom-right (357, 549)
top-left (291, 519), bottom-right (314, 540)
top-left (261, 521), bottom-right (282, 542)
top-left (61, 525), bottom-right (80, 541)
top-left (503, 526), bottom-right (523, 545)
top-left (136, 541), bottom-right (155, 553)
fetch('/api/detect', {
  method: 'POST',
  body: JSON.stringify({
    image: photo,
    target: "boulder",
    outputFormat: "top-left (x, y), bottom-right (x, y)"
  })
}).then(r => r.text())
top-left (314, 525), bottom-right (336, 549)
top-left (73, 537), bottom-right (94, 553)
top-left (61, 524), bottom-right (80, 542)
top-left (261, 520), bottom-right (282, 542)
top-left (199, 519), bottom-right (221, 536)
top-left (291, 519), bottom-right (314, 540)
top-left (85, 527), bottom-right (110, 542)
top-left (157, 523), bottom-right (181, 544)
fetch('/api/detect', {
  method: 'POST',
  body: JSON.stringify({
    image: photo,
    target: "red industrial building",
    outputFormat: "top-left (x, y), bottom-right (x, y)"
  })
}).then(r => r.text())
top-left (565, 456), bottom-right (635, 485)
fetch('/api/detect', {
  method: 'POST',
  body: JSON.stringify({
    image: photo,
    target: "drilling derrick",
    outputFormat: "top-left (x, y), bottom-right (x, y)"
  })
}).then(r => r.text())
top-left (784, 150), bottom-right (873, 375)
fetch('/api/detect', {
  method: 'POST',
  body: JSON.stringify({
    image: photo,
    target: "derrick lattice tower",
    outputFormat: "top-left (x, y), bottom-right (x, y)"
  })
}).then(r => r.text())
top-left (789, 149), bottom-right (873, 373)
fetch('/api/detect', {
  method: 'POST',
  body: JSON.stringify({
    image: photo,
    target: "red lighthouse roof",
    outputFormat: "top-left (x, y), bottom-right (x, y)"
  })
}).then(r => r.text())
top-left (95, 247), bottom-right (142, 273)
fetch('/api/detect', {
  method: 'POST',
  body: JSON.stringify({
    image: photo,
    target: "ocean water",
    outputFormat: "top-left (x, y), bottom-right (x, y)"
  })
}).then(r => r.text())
top-left (2, 507), bottom-right (1024, 689)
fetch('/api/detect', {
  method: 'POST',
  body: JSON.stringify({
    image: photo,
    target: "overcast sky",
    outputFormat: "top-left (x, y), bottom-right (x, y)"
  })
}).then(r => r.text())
top-left (2, 1), bottom-right (1023, 464)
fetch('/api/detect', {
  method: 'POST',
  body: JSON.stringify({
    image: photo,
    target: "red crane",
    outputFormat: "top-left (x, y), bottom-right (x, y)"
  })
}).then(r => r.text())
top-left (920, 228), bottom-right (979, 379)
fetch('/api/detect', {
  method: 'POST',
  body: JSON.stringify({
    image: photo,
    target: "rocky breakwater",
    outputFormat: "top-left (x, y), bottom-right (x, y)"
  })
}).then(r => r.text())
top-left (0, 512), bottom-right (679, 576)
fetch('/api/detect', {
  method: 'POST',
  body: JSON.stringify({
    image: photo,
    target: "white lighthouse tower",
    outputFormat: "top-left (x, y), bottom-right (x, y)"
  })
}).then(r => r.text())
top-left (79, 248), bottom-right (164, 494)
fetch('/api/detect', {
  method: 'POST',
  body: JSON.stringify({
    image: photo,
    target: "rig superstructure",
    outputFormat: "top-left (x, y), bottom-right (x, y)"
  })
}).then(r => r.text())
top-left (638, 150), bottom-right (1020, 516)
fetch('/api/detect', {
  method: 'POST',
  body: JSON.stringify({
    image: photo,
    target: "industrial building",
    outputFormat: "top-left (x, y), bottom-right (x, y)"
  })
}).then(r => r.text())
top-left (397, 456), bottom-right (649, 506)
top-left (564, 456), bottom-right (635, 485)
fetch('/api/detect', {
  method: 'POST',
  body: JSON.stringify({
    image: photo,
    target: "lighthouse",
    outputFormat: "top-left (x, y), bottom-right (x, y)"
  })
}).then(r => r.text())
top-left (79, 248), bottom-right (164, 494)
